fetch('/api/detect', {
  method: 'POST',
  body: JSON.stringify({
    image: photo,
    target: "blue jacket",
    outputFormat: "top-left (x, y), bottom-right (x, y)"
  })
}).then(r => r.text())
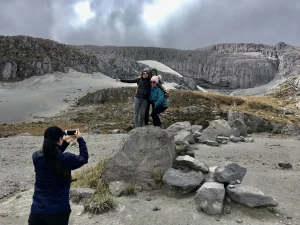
top-left (149, 86), bottom-right (168, 109)
top-left (30, 137), bottom-right (88, 214)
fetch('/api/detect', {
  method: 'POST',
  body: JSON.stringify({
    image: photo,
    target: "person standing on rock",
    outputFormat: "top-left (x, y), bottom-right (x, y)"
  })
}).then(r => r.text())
top-left (28, 126), bottom-right (88, 225)
top-left (149, 75), bottom-right (168, 127)
top-left (116, 68), bottom-right (151, 127)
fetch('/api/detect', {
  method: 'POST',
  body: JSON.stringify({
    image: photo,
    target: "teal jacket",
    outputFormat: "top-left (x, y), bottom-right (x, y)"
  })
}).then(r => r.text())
top-left (149, 86), bottom-right (168, 109)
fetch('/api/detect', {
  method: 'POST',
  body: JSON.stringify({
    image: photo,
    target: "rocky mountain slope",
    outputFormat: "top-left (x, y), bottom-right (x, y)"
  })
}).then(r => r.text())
top-left (0, 36), bottom-right (100, 80)
top-left (78, 42), bottom-right (300, 89)
top-left (0, 36), bottom-right (196, 89)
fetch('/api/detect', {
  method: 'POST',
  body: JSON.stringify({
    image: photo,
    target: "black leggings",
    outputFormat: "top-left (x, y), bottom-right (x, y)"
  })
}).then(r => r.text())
top-left (28, 211), bottom-right (71, 225)
top-left (151, 105), bottom-right (167, 126)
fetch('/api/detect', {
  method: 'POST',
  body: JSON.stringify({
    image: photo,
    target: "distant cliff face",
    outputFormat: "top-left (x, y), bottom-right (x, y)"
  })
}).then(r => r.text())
top-left (0, 36), bottom-right (100, 80)
top-left (78, 43), bottom-right (287, 89)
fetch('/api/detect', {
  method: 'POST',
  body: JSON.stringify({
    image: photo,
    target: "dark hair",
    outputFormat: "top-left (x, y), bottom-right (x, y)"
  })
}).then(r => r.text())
top-left (42, 126), bottom-right (71, 183)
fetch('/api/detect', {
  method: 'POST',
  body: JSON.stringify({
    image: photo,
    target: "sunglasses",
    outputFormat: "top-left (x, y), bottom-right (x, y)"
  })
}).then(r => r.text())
top-left (151, 81), bottom-right (157, 83)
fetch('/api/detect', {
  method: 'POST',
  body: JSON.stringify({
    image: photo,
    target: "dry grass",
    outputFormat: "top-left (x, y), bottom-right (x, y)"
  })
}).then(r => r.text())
top-left (1, 89), bottom-right (300, 137)
top-left (71, 159), bottom-right (115, 214)
top-left (123, 182), bottom-right (136, 196)
top-left (153, 169), bottom-right (165, 184)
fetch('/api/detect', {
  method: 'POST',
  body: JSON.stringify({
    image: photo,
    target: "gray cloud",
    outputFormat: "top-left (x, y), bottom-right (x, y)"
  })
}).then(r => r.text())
top-left (0, 0), bottom-right (300, 49)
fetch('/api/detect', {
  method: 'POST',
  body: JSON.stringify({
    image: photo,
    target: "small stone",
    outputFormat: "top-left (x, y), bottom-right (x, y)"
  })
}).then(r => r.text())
top-left (286, 215), bottom-right (292, 219)
top-left (278, 163), bottom-right (293, 169)
top-left (236, 219), bottom-right (243, 223)
top-left (275, 213), bottom-right (280, 217)
top-left (225, 196), bottom-right (232, 203)
top-left (236, 179), bottom-right (241, 184)
top-left (228, 184), bottom-right (235, 189)
top-left (153, 206), bottom-right (161, 211)
top-left (224, 206), bottom-right (231, 214)
top-left (146, 197), bottom-right (152, 201)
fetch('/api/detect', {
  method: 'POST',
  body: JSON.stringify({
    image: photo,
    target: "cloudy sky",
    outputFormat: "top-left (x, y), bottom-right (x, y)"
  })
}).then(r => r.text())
top-left (0, 0), bottom-right (299, 49)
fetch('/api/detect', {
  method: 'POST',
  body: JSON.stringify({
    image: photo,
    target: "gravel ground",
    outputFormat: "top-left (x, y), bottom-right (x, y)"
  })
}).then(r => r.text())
top-left (0, 133), bottom-right (300, 225)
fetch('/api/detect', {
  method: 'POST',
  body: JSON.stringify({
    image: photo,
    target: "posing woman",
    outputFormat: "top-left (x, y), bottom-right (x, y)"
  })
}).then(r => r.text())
top-left (116, 68), bottom-right (151, 127)
top-left (149, 76), bottom-right (168, 127)
top-left (28, 126), bottom-right (88, 225)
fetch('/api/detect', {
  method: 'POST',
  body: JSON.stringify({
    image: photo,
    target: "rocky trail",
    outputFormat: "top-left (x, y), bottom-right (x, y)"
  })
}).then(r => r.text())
top-left (1, 133), bottom-right (300, 225)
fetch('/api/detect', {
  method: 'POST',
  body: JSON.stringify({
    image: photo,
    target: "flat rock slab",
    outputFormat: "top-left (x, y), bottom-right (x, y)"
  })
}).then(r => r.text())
top-left (163, 168), bottom-right (203, 194)
top-left (70, 188), bottom-right (95, 203)
top-left (166, 121), bottom-right (192, 138)
top-left (226, 184), bottom-right (278, 207)
top-left (174, 130), bottom-right (194, 145)
top-left (175, 155), bottom-right (209, 173)
top-left (213, 163), bottom-right (247, 184)
top-left (195, 182), bottom-right (225, 215)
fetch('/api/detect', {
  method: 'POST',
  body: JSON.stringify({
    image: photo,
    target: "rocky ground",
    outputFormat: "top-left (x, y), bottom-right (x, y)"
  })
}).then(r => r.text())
top-left (0, 133), bottom-right (299, 225)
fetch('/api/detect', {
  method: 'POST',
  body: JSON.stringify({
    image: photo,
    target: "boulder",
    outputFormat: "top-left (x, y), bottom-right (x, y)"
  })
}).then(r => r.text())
top-left (175, 155), bottom-right (209, 173)
top-left (198, 126), bottom-right (218, 143)
top-left (206, 140), bottom-right (220, 147)
top-left (174, 130), bottom-right (194, 145)
top-left (70, 188), bottom-right (95, 203)
top-left (108, 181), bottom-right (127, 197)
top-left (198, 119), bottom-right (233, 143)
top-left (102, 126), bottom-right (176, 190)
top-left (230, 119), bottom-right (248, 137)
top-left (227, 109), bottom-right (245, 124)
top-left (195, 182), bottom-right (225, 215)
top-left (166, 121), bottom-right (192, 138)
top-left (226, 184), bottom-right (278, 207)
top-left (163, 168), bottom-right (203, 194)
top-left (280, 123), bottom-right (300, 136)
top-left (213, 163), bottom-right (247, 184)
top-left (191, 125), bottom-right (203, 134)
top-left (229, 135), bottom-right (240, 143)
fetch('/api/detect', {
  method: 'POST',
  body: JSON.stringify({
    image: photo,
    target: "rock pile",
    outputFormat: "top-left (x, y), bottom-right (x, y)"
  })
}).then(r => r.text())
top-left (163, 120), bottom-right (278, 215)
top-left (163, 153), bottom-right (278, 215)
top-left (167, 120), bottom-right (253, 149)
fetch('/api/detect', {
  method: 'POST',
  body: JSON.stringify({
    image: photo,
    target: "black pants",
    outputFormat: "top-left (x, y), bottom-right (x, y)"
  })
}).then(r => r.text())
top-left (151, 105), bottom-right (167, 126)
top-left (28, 211), bottom-right (71, 225)
top-left (144, 101), bottom-right (153, 125)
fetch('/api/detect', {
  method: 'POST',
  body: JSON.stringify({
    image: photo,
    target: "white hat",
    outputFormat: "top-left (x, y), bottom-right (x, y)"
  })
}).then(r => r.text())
top-left (150, 76), bottom-right (159, 83)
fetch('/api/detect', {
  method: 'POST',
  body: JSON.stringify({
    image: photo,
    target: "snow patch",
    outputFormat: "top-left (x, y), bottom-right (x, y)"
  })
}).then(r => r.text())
top-left (137, 60), bottom-right (183, 77)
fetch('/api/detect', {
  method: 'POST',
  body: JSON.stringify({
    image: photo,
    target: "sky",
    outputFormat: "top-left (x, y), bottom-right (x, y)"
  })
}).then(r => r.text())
top-left (0, 0), bottom-right (300, 49)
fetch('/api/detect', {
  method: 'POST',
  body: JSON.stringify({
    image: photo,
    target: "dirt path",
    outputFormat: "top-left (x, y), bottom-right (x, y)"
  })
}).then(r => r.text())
top-left (0, 133), bottom-right (300, 225)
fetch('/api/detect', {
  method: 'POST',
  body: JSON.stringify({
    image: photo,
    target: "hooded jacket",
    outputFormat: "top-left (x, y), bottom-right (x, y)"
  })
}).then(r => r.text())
top-left (149, 86), bottom-right (168, 109)
top-left (120, 77), bottom-right (151, 99)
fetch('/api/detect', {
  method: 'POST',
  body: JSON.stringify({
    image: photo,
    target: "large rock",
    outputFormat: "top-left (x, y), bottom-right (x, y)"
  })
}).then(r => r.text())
top-left (174, 130), bottom-right (194, 145)
top-left (191, 125), bottom-right (203, 134)
top-left (174, 155), bottom-right (209, 173)
top-left (226, 184), bottom-right (278, 207)
top-left (230, 119), bottom-right (248, 137)
top-left (198, 119), bottom-right (233, 143)
top-left (108, 181), bottom-right (127, 197)
top-left (194, 182), bottom-right (225, 215)
top-left (213, 163), bottom-right (247, 184)
top-left (166, 121), bottom-right (192, 138)
top-left (163, 168), bottom-right (203, 194)
top-left (70, 188), bottom-right (95, 203)
top-left (102, 126), bottom-right (176, 190)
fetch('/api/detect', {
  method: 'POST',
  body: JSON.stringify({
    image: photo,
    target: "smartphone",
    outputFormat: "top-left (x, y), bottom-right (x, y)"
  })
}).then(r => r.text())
top-left (65, 130), bottom-right (76, 135)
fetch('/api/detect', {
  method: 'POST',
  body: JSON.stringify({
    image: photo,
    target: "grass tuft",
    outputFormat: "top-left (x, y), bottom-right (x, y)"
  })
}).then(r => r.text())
top-left (71, 159), bottom-right (115, 214)
top-left (153, 169), bottom-right (165, 184)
